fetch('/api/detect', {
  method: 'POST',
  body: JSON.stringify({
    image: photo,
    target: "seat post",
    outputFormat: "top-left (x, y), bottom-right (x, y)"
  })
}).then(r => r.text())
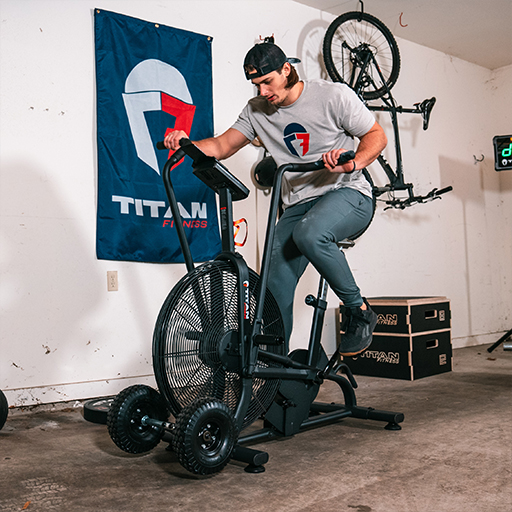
top-left (306, 239), bottom-right (356, 367)
top-left (306, 276), bottom-right (330, 367)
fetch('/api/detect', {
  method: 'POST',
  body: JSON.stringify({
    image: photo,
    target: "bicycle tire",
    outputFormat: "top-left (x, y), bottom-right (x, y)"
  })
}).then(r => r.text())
top-left (323, 11), bottom-right (401, 100)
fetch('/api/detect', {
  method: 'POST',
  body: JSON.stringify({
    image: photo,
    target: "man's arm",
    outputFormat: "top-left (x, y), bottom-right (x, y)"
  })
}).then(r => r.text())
top-left (323, 121), bottom-right (387, 172)
top-left (164, 128), bottom-right (251, 160)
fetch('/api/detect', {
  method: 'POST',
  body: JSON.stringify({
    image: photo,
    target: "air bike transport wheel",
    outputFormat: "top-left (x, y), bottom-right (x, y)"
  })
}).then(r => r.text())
top-left (107, 385), bottom-right (169, 454)
top-left (173, 397), bottom-right (237, 475)
top-left (152, 260), bottom-right (285, 431)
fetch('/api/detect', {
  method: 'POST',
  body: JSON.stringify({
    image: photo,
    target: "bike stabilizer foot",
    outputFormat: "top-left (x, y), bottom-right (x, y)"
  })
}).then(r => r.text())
top-left (231, 444), bottom-right (269, 473)
top-left (349, 405), bottom-right (404, 430)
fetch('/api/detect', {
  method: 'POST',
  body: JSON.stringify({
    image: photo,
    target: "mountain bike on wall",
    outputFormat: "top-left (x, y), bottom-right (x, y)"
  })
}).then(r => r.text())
top-left (323, 7), bottom-right (452, 209)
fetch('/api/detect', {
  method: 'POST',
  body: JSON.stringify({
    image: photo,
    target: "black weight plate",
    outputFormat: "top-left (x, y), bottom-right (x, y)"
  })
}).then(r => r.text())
top-left (83, 396), bottom-right (115, 425)
top-left (0, 390), bottom-right (8, 430)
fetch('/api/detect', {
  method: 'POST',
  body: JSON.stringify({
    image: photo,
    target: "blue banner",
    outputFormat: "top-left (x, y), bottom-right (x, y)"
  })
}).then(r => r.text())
top-left (95, 9), bottom-right (221, 263)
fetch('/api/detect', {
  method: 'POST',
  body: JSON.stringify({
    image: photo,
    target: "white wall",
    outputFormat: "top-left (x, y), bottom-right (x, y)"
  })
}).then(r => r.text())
top-left (1, 0), bottom-right (510, 407)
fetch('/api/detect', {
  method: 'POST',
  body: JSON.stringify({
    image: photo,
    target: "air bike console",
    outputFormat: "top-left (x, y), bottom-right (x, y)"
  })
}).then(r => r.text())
top-left (107, 139), bottom-right (404, 475)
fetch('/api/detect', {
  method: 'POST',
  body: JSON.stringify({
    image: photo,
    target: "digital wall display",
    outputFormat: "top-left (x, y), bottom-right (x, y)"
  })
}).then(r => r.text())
top-left (493, 135), bottom-right (512, 171)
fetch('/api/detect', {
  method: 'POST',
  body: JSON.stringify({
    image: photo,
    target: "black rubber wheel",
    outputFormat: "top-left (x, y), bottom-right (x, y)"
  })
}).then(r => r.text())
top-left (173, 397), bottom-right (237, 475)
top-left (153, 260), bottom-right (285, 431)
top-left (83, 396), bottom-right (115, 425)
top-left (323, 11), bottom-right (400, 100)
top-left (107, 385), bottom-right (169, 454)
top-left (0, 390), bottom-right (8, 430)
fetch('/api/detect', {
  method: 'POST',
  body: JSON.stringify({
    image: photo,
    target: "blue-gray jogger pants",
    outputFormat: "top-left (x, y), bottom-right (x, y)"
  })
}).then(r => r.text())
top-left (267, 187), bottom-right (374, 347)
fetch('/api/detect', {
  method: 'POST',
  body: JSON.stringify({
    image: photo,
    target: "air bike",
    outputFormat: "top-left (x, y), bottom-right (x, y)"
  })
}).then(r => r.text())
top-left (107, 139), bottom-right (404, 475)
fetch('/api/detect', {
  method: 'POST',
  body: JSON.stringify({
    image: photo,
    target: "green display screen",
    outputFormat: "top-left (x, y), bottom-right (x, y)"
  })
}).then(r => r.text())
top-left (493, 135), bottom-right (512, 171)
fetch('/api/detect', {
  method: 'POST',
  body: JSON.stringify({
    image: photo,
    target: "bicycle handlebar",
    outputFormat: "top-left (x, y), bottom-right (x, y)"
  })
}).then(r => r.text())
top-left (383, 185), bottom-right (453, 210)
top-left (433, 186), bottom-right (453, 196)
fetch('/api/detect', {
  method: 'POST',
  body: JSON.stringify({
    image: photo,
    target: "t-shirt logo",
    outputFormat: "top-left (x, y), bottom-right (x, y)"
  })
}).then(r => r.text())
top-left (283, 123), bottom-right (310, 157)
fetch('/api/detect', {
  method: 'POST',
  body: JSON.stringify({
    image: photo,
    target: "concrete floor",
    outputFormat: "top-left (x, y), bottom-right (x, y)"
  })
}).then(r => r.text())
top-left (1, 343), bottom-right (511, 512)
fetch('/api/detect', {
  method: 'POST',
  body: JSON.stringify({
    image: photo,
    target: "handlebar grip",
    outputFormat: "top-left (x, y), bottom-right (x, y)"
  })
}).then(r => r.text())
top-left (337, 150), bottom-right (356, 165)
top-left (156, 138), bottom-right (192, 151)
top-left (435, 186), bottom-right (453, 196)
top-left (287, 150), bottom-right (356, 173)
top-left (289, 160), bottom-right (324, 172)
top-left (157, 140), bottom-right (356, 176)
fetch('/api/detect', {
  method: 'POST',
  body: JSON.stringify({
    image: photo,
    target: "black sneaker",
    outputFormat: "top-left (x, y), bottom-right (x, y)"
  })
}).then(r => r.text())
top-left (338, 298), bottom-right (378, 357)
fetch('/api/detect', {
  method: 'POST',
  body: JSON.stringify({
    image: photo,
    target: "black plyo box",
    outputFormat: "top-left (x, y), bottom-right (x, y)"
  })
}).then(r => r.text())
top-left (366, 296), bottom-right (451, 335)
top-left (339, 296), bottom-right (452, 380)
top-left (341, 330), bottom-right (453, 380)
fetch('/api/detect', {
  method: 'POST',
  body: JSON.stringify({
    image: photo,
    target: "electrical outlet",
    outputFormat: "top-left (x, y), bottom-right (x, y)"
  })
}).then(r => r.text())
top-left (107, 271), bottom-right (118, 291)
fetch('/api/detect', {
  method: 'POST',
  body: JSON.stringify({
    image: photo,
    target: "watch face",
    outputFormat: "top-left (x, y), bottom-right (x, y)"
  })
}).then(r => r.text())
top-left (493, 135), bottom-right (512, 171)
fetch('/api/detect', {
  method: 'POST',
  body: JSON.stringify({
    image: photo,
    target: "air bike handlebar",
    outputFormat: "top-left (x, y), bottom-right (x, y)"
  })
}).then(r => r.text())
top-left (157, 138), bottom-right (355, 174)
top-left (157, 137), bottom-right (356, 225)
top-left (281, 149), bottom-right (356, 173)
top-left (157, 138), bottom-right (356, 199)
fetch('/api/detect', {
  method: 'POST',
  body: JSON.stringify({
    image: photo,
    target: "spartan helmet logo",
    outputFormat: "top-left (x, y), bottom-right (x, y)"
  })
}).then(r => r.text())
top-left (122, 59), bottom-right (196, 174)
top-left (283, 122), bottom-right (310, 157)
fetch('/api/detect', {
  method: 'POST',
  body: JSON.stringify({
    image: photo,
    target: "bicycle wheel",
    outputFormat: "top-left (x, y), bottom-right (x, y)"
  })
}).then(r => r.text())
top-left (153, 260), bottom-right (285, 431)
top-left (323, 11), bottom-right (400, 100)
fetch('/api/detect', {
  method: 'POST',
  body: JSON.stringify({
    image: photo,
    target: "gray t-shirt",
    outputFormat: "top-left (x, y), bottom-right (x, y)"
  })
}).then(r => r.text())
top-left (232, 79), bottom-right (376, 208)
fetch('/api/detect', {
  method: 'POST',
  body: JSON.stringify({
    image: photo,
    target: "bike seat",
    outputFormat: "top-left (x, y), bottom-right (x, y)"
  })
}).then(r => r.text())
top-left (415, 97), bottom-right (436, 130)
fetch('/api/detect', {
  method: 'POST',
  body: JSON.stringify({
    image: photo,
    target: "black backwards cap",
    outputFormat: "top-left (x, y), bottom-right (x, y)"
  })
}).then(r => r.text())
top-left (244, 41), bottom-right (301, 80)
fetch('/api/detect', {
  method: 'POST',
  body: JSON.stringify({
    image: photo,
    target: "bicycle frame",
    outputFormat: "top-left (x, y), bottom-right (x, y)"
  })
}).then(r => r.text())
top-left (342, 35), bottom-right (445, 208)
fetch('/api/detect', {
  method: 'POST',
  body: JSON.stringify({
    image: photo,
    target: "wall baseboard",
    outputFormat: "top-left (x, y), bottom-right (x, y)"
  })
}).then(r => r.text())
top-left (3, 374), bottom-right (157, 408)
top-left (452, 331), bottom-right (510, 349)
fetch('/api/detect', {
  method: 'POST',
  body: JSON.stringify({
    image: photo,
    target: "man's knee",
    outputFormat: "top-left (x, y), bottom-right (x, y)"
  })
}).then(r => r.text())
top-left (293, 220), bottom-right (329, 257)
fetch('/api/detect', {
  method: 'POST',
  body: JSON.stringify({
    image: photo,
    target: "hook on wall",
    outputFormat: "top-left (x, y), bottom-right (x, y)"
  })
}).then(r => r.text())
top-left (399, 12), bottom-right (408, 27)
top-left (358, 1), bottom-right (364, 21)
top-left (473, 154), bottom-right (484, 164)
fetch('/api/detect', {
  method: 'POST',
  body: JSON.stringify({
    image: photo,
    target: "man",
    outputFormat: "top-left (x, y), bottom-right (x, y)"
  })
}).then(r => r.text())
top-left (164, 41), bottom-right (387, 357)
